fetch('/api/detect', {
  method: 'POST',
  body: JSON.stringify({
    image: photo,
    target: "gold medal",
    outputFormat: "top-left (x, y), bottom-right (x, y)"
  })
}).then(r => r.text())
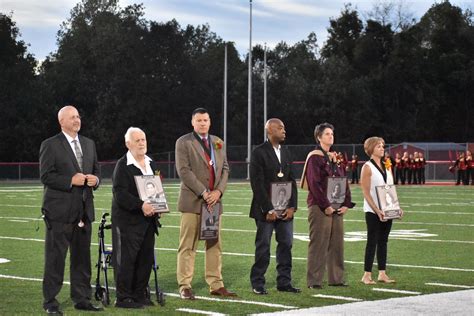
top-left (277, 171), bottom-right (284, 178)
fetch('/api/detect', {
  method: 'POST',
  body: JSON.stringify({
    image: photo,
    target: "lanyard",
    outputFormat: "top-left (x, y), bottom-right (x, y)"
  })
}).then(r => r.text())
top-left (370, 158), bottom-right (387, 183)
top-left (318, 145), bottom-right (337, 175)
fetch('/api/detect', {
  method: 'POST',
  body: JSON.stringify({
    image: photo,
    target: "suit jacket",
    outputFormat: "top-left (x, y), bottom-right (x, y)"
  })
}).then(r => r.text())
top-left (175, 132), bottom-right (229, 213)
top-left (111, 154), bottom-right (159, 230)
top-left (249, 141), bottom-right (298, 221)
top-left (39, 132), bottom-right (100, 223)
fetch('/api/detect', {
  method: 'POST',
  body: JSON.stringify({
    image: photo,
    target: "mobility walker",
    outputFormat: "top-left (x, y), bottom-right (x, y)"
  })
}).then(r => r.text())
top-left (94, 213), bottom-right (166, 306)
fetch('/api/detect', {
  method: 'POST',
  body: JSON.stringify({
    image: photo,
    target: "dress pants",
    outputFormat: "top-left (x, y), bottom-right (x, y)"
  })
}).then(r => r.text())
top-left (43, 220), bottom-right (92, 309)
top-left (177, 212), bottom-right (224, 292)
top-left (113, 222), bottom-right (155, 301)
top-left (250, 219), bottom-right (293, 289)
top-left (364, 212), bottom-right (392, 272)
top-left (307, 205), bottom-right (344, 287)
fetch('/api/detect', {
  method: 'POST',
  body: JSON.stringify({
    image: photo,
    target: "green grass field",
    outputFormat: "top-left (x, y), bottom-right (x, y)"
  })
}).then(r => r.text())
top-left (0, 182), bottom-right (473, 315)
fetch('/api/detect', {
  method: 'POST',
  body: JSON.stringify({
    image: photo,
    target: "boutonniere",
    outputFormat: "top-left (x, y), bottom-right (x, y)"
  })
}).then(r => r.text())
top-left (213, 140), bottom-right (223, 150)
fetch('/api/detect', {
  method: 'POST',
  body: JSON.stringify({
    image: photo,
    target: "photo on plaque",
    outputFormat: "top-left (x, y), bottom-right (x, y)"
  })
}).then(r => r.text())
top-left (200, 202), bottom-right (221, 240)
top-left (271, 181), bottom-right (292, 218)
top-left (326, 176), bottom-right (347, 209)
top-left (375, 184), bottom-right (401, 220)
top-left (134, 175), bottom-right (169, 213)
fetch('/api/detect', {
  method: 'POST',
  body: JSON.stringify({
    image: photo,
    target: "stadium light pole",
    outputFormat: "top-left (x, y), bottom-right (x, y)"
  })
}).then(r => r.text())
top-left (263, 43), bottom-right (267, 143)
top-left (223, 42), bottom-right (228, 144)
top-left (247, 0), bottom-right (252, 180)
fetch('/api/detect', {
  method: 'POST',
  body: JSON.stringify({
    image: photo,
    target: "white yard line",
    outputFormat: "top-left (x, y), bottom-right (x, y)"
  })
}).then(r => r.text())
top-left (0, 273), bottom-right (297, 309)
top-left (425, 282), bottom-right (473, 289)
top-left (256, 290), bottom-right (474, 315)
top-left (176, 308), bottom-right (226, 315)
top-left (312, 294), bottom-right (362, 301)
top-left (1, 235), bottom-right (473, 273)
top-left (372, 288), bottom-right (421, 295)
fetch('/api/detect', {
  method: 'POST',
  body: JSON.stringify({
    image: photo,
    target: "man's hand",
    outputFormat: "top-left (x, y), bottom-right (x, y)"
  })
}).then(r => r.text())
top-left (281, 207), bottom-right (295, 221)
top-left (324, 206), bottom-right (336, 216)
top-left (85, 174), bottom-right (98, 187)
top-left (204, 190), bottom-right (221, 207)
top-left (71, 173), bottom-right (87, 186)
top-left (142, 202), bottom-right (155, 217)
top-left (266, 211), bottom-right (278, 222)
top-left (337, 206), bottom-right (348, 215)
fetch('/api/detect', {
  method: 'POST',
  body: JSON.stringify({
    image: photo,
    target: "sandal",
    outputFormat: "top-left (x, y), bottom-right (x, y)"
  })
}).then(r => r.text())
top-left (378, 278), bottom-right (396, 283)
top-left (361, 277), bottom-right (376, 285)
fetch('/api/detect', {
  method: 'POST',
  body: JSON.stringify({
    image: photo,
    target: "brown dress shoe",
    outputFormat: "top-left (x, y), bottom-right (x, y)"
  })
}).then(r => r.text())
top-left (210, 287), bottom-right (237, 297)
top-left (180, 288), bottom-right (196, 300)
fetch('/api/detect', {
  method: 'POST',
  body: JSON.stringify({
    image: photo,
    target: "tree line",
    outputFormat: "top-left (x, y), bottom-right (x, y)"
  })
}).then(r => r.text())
top-left (0, 0), bottom-right (473, 162)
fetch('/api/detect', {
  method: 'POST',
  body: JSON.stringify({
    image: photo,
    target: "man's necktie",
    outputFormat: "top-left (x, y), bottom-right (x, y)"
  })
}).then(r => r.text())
top-left (202, 137), bottom-right (215, 190)
top-left (72, 140), bottom-right (83, 171)
top-left (202, 137), bottom-right (210, 150)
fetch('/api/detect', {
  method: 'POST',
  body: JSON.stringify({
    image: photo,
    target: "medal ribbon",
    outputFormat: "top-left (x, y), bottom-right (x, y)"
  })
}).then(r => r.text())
top-left (370, 158), bottom-right (387, 183)
top-left (202, 137), bottom-right (215, 190)
top-left (318, 145), bottom-right (337, 175)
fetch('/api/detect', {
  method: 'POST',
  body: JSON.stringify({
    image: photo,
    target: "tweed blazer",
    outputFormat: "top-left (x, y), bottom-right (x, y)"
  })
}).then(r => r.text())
top-left (175, 132), bottom-right (229, 213)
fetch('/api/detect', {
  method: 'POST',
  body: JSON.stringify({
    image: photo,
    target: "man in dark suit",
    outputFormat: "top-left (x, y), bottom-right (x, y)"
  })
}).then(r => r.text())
top-left (39, 105), bottom-right (102, 314)
top-left (111, 127), bottom-right (160, 309)
top-left (175, 108), bottom-right (236, 300)
top-left (249, 118), bottom-right (300, 295)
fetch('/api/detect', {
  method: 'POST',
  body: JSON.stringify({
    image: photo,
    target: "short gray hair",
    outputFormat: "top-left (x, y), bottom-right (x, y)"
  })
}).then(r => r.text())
top-left (124, 127), bottom-right (145, 143)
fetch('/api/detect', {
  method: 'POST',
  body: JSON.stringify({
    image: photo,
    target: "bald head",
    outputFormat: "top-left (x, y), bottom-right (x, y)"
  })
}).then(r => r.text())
top-left (265, 118), bottom-right (286, 145)
top-left (58, 105), bottom-right (81, 137)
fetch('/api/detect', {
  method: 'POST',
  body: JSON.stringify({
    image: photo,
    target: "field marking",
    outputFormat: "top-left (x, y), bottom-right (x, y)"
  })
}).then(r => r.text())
top-left (344, 260), bottom-right (474, 272)
top-left (0, 259), bottom-right (10, 264)
top-left (176, 308), bottom-right (226, 315)
top-left (0, 273), bottom-right (297, 310)
top-left (2, 213), bottom-right (474, 229)
top-left (312, 294), bottom-right (362, 302)
top-left (425, 282), bottom-right (474, 289)
top-left (8, 220), bottom-right (29, 223)
top-left (372, 288), bottom-right (421, 295)
top-left (1, 236), bottom-right (473, 273)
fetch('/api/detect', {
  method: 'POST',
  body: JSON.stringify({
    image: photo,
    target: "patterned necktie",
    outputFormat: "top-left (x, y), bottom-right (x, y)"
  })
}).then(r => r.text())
top-left (202, 137), bottom-right (210, 150)
top-left (72, 139), bottom-right (83, 171)
top-left (202, 137), bottom-right (215, 190)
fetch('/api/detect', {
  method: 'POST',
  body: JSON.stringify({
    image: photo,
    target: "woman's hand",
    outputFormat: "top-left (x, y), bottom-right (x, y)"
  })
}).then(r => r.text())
top-left (376, 210), bottom-right (387, 222)
top-left (324, 206), bottom-right (336, 216)
top-left (337, 206), bottom-right (348, 215)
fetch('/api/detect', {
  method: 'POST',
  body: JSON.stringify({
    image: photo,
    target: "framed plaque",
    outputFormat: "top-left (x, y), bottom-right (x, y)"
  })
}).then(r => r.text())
top-left (200, 202), bottom-right (221, 240)
top-left (134, 175), bottom-right (170, 213)
top-left (375, 184), bottom-right (401, 220)
top-left (271, 181), bottom-right (292, 218)
top-left (327, 176), bottom-right (347, 209)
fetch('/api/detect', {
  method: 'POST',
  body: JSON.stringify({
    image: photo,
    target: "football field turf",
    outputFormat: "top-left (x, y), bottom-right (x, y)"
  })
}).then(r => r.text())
top-left (0, 182), bottom-right (473, 315)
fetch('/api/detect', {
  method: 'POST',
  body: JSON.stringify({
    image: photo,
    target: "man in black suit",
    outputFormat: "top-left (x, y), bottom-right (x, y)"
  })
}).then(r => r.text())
top-left (111, 127), bottom-right (160, 309)
top-left (249, 118), bottom-right (300, 295)
top-left (39, 105), bottom-right (102, 314)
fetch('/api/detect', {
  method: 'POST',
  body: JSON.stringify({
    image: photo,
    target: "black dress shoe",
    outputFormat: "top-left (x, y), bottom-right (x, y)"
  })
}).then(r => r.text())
top-left (252, 287), bottom-right (268, 295)
top-left (277, 285), bottom-right (301, 293)
top-left (44, 306), bottom-right (62, 314)
top-left (74, 302), bottom-right (104, 311)
top-left (115, 298), bottom-right (144, 309)
top-left (136, 298), bottom-right (155, 306)
top-left (329, 282), bottom-right (348, 287)
top-left (308, 285), bottom-right (323, 289)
